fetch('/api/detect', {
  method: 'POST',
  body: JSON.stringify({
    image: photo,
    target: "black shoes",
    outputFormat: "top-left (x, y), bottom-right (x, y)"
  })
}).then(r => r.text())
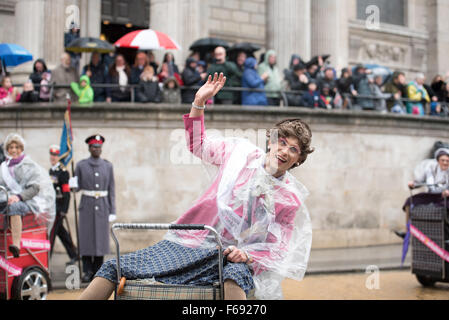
top-left (394, 230), bottom-right (406, 239)
top-left (66, 257), bottom-right (79, 267)
top-left (8, 245), bottom-right (20, 258)
top-left (81, 272), bottom-right (94, 283)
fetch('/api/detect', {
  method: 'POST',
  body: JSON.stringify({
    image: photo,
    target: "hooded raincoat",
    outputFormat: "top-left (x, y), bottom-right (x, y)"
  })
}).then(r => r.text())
top-left (0, 134), bottom-right (55, 230)
top-left (71, 75), bottom-right (94, 104)
top-left (163, 114), bottom-right (312, 299)
top-left (241, 57), bottom-right (267, 106)
top-left (257, 50), bottom-right (282, 99)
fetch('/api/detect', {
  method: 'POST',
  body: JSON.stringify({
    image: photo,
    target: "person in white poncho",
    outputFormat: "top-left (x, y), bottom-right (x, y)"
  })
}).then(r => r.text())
top-left (0, 133), bottom-right (55, 257)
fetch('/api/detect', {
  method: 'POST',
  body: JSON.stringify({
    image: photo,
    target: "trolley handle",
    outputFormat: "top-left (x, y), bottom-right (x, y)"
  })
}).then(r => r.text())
top-left (111, 223), bottom-right (206, 231)
top-left (0, 185), bottom-right (8, 215)
top-left (409, 183), bottom-right (439, 190)
top-left (110, 222), bottom-right (225, 299)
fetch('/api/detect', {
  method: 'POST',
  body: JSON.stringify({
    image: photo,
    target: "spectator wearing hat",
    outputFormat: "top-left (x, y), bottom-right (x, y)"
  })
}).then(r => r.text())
top-left (48, 145), bottom-right (78, 266)
top-left (72, 134), bottom-right (116, 282)
top-left (181, 57), bottom-right (206, 104)
top-left (285, 63), bottom-right (308, 106)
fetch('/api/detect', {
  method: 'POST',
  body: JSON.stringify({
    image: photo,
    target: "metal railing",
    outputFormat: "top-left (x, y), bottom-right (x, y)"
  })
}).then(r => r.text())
top-left (10, 82), bottom-right (449, 117)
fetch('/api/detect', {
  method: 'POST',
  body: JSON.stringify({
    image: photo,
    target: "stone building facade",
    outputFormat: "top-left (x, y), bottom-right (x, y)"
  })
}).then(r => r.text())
top-left (1, 0), bottom-right (449, 80)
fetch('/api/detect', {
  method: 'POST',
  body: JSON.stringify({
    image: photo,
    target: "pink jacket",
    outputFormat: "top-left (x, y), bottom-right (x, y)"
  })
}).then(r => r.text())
top-left (0, 87), bottom-right (20, 105)
top-left (175, 114), bottom-right (301, 274)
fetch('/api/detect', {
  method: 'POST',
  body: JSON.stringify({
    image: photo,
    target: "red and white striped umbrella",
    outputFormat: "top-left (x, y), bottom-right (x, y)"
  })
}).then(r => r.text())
top-left (114, 29), bottom-right (181, 50)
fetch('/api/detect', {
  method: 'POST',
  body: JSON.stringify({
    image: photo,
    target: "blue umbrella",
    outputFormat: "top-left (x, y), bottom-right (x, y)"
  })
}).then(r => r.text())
top-left (352, 63), bottom-right (392, 82)
top-left (0, 43), bottom-right (33, 67)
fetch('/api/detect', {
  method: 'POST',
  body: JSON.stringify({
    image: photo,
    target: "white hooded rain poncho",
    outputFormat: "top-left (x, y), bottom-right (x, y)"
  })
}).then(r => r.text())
top-left (0, 133), bottom-right (55, 231)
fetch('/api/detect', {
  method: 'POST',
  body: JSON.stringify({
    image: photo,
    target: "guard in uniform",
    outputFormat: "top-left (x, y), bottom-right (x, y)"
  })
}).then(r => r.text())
top-left (48, 145), bottom-right (78, 266)
top-left (74, 135), bottom-right (116, 282)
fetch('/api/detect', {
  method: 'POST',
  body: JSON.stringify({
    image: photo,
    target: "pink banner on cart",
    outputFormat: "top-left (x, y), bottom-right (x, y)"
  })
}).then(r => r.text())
top-left (21, 238), bottom-right (51, 251)
top-left (0, 256), bottom-right (22, 276)
top-left (410, 224), bottom-right (449, 263)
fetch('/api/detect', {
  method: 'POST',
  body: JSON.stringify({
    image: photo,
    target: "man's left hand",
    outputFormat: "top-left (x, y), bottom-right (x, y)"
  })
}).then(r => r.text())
top-left (108, 214), bottom-right (117, 222)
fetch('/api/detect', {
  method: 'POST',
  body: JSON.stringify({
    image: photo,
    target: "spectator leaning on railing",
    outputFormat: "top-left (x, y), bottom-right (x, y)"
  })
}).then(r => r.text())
top-left (337, 68), bottom-right (357, 109)
top-left (284, 63), bottom-right (308, 106)
top-left (29, 59), bottom-right (49, 94)
top-left (19, 81), bottom-right (39, 103)
top-left (181, 57), bottom-right (205, 104)
top-left (105, 54), bottom-right (131, 103)
top-left (71, 75), bottom-right (94, 105)
top-left (406, 73), bottom-right (430, 115)
top-left (301, 80), bottom-right (325, 109)
top-left (207, 46), bottom-right (242, 105)
top-left (383, 71), bottom-right (407, 112)
top-left (258, 50), bottom-right (282, 106)
top-left (162, 76), bottom-right (181, 104)
top-left (0, 76), bottom-right (20, 106)
top-left (241, 57), bottom-right (267, 106)
top-left (136, 66), bottom-right (161, 103)
top-left (82, 52), bottom-right (107, 102)
top-left (52, 52), bottom-right (79, 103)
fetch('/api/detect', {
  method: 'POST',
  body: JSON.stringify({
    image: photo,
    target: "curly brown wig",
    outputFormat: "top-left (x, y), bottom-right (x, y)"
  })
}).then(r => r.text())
top-left (266, 118), bottom-right (314, 169)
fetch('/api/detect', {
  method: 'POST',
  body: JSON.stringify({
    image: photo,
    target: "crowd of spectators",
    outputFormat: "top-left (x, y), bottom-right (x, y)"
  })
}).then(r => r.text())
top-left (1, 44), bottom-right (449, 117)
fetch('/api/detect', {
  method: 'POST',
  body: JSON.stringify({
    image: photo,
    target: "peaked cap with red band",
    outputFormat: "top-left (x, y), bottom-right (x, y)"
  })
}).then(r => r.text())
top-left (85, 134), bottom-right (105, 146)
top-left (49, 144), bottom-right (60, 155)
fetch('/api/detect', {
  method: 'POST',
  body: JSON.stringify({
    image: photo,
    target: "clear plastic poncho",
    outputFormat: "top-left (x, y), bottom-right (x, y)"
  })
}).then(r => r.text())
top-left (165, 125), bottom-right (312, 300)
top-left (0, 134), bottom-right (56, 231)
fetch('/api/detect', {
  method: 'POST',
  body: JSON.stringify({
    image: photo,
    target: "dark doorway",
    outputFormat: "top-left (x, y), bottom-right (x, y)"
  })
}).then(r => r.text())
top-left (101, 0), bottom-right (150, 66)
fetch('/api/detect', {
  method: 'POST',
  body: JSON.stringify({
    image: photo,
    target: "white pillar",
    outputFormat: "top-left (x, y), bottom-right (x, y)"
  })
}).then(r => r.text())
top-left (14, 0), bottom-right (46, 79)
top-left (311, 0), bottom-right (349, 72)
top-left (79, 0), bottom-right (102, 72)
top-left (266, 0), bottom-right (311, 72)
top-left (426, 0), bottom-right (449, 78)
top-left (42, 0), bottom-right (69, 70)
top-left (149, 0), bottom-right (208, 67)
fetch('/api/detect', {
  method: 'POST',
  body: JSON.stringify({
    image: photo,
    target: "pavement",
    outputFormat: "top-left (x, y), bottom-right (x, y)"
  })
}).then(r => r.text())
top-left (49, 243), bottom-right (410, 290)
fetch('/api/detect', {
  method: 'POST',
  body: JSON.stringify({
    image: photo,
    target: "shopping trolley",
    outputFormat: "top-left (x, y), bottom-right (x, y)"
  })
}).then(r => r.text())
top-left (111, 223), bottom-right (225, 300)
top-left (408, 184), bottom-right (449, 286)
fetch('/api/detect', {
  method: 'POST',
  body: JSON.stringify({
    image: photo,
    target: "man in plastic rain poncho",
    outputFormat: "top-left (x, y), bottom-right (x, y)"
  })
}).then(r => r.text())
top-left (79, 73), bottom-right (313, 300)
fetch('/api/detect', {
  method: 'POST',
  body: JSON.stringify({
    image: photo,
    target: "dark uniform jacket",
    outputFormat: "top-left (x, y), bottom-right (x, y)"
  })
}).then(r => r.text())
top-left (49, 163), bottom-right (70, 214)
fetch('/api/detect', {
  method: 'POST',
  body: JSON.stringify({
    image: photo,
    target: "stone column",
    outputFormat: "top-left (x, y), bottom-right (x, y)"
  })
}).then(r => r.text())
top-left (14, 0), bottom-right (46, 80)
top-left (150, 0), bottom-right (209, 66)
top-left (266, 0), bottom-right (311, 72)
top-left (311, 0), bottom-right (349, 72)
top-left (43, 0), bottom-right (70, 70)
top-left (79, 0), bottom-right (102, 72)
top-left (426, 0), bottom-right (449, 79)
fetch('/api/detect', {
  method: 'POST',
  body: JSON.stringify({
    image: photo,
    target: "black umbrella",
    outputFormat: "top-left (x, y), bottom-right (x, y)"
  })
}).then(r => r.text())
top-left (65, 37), bottom-right (115, 54)
top-left (305, 54), bottom-right (331, 68)
top-left (229, 42), bottom-right (261, 54)
top-left (189, 37), bottom-right (230, 52)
